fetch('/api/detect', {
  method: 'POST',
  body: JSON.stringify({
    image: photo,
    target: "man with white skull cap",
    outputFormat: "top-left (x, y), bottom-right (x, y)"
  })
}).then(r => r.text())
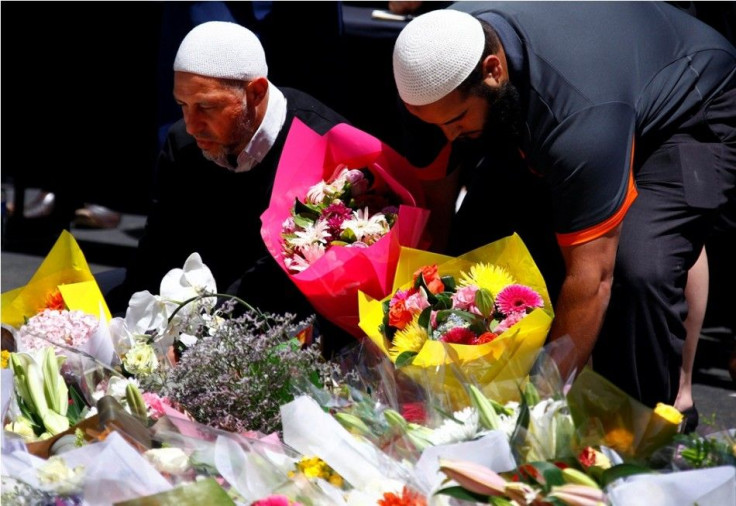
top-left (392, 3), bottom-right (736, 421)
top-left (110, 21), bottom-right (349, 350)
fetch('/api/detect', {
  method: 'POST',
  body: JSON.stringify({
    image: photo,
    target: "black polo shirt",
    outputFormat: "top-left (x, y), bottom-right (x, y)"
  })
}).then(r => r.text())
top-left (452, 1), bottom-right (736, 245)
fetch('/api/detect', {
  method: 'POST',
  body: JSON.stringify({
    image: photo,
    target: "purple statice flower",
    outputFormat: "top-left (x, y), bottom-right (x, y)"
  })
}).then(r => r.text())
top-left (162, 310), bottom-right (344, 435)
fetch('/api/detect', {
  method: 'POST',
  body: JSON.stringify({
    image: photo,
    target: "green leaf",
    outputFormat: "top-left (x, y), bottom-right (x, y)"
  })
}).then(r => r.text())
top-left (293, 198), bottom-right (321, 220)
top-left (434, 486), bottom-right (490, 503)
top-left (475, 288), bottom-right (494, 318)
top-left (340, 228), bottom-right (357, 243)
top-left (114, 477), bottom-right (235, 506)
top-left (441, 275), bottom-right (456, 291)
top-left (418, 307), bottom-right (432, 329)
top-left (532, 461), bottom-right (565, 488)
top-left (433, 293), bottom-right (453, 310)
top-left (293, 214), bottom-right (315, 229)
top-left (66, 384), bottom-right (87, 426)
top-left (395, 351), bottom-right (418, 368)
top-left (600, 463), bottom-right (653, 487)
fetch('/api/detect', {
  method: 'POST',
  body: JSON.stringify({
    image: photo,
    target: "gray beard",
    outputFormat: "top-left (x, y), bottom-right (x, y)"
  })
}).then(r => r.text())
top-left (200, 112), bottom-right (255, 170)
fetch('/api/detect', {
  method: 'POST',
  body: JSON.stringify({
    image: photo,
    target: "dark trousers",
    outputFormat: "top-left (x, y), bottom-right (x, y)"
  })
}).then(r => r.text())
top-left (594, 84), bottom-right (736, 407)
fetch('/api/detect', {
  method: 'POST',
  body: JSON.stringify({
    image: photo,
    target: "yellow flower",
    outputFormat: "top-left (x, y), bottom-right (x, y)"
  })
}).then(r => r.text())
top-left (294, 456), bottom-right (344, 487)
top-left (654, 402), bottom-right (684, 426)
top-left (388, 317), bottom-right (427, 361)
top-left (459, 263), bottom-right (515, 296)
top-left (328, 473), bottom-right (344, 488)
top-left (1, 350), bottom-right (10, 369)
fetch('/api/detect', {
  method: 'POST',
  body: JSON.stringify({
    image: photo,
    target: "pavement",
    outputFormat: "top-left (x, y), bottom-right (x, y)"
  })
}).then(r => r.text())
top-left (2, 186), bottom-right (735, 436)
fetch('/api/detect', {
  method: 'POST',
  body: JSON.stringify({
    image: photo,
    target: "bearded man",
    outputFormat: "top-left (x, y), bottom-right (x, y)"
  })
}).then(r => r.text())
top-left (110, 21), bottom-right (347, 324)
top-left (392, 3), bottom-right (736, 419)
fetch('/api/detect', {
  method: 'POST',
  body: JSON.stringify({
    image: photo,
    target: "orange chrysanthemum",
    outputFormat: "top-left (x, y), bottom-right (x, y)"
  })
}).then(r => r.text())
top-left (378, 487), bottom-right (427, 506)
top-left (43, 289), bottom-right (66, 311)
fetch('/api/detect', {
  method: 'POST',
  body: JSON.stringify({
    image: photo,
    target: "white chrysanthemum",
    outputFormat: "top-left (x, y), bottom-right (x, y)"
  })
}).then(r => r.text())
top-left (497, 401), bottom-right (521, 439)
top-left (306, 180), bottom-right (341, 204)
top-left (299, 243), bottom-right (326, 263)
top-left (341, 208), bottom-right (389, 242)
top-left (428, 407), bottom-right (480, 445)
top-left (284, 244), bottom-right (325, 273)
top-left (288, 219), bottom-right (331, 248)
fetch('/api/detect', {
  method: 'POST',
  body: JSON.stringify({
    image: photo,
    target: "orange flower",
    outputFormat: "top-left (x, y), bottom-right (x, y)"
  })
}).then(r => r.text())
top-left (413, 265), bottom-right (444, 294)
top-left (604, 427), bottom-right (635, 454)
top-left (378, 487), bottom-right (427, 506)
top-left (388, 300), bottom-right (413, 330)
top-left (43, 289), bottom-right (66, 311)
top-left (473, 332), bottom-right (498, 345)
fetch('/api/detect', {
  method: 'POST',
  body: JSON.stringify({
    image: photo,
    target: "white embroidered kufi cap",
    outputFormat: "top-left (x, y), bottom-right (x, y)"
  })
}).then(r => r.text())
top-left (393, 9), bottom-right (484, 106)
top-left (174, 21), bottom-right (268, 80)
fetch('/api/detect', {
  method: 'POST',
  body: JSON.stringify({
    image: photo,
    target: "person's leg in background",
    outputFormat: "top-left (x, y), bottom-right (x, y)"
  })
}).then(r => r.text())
top-left (676, 246), bottom-right (708, 432)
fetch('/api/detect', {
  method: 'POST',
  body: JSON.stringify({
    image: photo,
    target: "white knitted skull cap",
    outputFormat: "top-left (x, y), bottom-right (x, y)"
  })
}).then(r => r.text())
top-left (393, 9), bottom-right (484, 106)
top-left (174, 21), bottom-right (268, 80)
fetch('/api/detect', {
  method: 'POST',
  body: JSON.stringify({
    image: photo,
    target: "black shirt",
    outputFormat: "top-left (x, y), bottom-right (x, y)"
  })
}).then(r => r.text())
top-left (452, 1), bottom-right (736, 245)
top-left (113, 88), bottom-right (347, 313)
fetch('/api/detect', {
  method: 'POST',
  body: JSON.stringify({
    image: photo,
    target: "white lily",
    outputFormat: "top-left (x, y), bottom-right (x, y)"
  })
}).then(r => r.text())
top-left (10, 348), bottom-right (70, 436)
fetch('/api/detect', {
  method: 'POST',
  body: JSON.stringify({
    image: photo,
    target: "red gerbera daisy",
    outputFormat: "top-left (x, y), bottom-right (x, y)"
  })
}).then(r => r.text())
top-left (439, 327), bottom-right (476, 344)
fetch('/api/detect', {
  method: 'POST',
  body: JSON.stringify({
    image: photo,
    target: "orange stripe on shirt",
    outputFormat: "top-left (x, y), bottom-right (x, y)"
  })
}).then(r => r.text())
top-left (556, 138), bottom-right (638, 247)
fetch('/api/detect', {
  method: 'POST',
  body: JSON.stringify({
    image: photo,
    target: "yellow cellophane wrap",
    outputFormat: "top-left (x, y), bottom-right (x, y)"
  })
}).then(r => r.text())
top-left (2, 230), bottom-right (111, 327)
top-left (567, 368), bottom-right (682, 461)
top-left (358, 233), bottom-right (554, 407)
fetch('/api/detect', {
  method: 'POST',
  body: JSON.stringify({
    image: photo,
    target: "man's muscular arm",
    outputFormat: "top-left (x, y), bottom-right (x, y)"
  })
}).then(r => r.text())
top-left (548, 224), bottom-right (621, 379)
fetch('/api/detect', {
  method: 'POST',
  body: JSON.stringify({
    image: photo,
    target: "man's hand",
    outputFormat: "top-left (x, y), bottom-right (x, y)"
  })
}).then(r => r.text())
top-left (549, 224), bottom-right (621, 380)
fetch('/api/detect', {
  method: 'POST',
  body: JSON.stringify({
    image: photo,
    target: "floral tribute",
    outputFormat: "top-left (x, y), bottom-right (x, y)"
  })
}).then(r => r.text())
top-left (281, 164), bottom-right (400, 273)
top-left (359, 234), bottom-right (554, 406)
top-left (382, 262), bottom-right (544, 361)
top-left (261, 119), bottom-right (446, 338)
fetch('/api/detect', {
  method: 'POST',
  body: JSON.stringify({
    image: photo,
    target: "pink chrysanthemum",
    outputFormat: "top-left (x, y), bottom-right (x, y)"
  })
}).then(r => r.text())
top-left (323, 201), bottom-right (353, 238)
top-left (439, 327), bottom-right (476, 344)
top-left (494, 311), bottom-right (526, 334)
top-left (495, 284), bottom-right (544, 315)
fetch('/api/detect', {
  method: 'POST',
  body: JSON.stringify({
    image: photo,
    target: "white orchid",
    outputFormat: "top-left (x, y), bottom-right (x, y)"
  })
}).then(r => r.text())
top-left (160, 252), bottom-right (218, 318)
top-left (126, 290), bottom-right (175, 336)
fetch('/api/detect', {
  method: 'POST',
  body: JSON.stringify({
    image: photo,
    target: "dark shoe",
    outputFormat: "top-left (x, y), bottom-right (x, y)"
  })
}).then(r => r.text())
top-left (74, 203), bottom-right (121, 229)
top-left (681, 406), bottom-right (699, 434)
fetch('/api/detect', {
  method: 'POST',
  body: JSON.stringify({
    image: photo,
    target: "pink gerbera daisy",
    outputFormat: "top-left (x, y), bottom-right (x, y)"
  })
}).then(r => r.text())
top-left (495, 284), bottom-right (544, 315)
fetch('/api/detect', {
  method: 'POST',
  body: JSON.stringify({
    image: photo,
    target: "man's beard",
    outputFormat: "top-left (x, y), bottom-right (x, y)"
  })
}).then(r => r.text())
top-left (201, 112), bottom-right (255, 168)
top-left (458, 81), bottom-right (524, 153)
